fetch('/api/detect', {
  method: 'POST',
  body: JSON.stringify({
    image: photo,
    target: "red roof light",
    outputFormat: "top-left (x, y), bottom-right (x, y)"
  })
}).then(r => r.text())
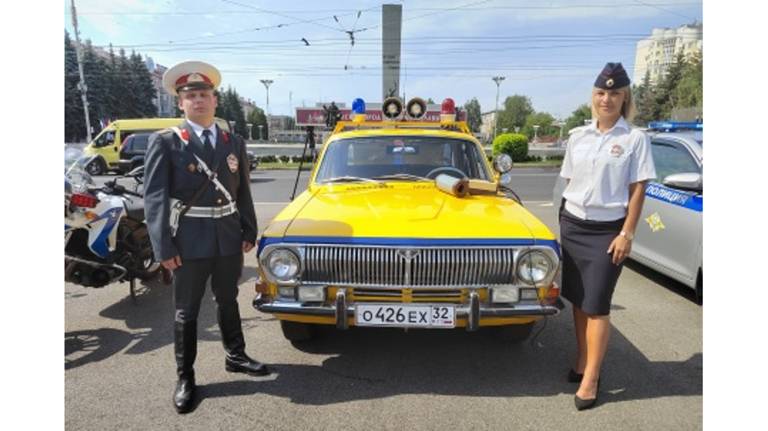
top-left (441, 98), bottom-right (456, 114)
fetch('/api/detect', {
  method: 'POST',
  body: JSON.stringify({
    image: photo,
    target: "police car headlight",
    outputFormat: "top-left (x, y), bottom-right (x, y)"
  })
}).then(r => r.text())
top-left (266, 249), bottom-right (300, 283)
top-left (516, 250), bottom-right (555, 286)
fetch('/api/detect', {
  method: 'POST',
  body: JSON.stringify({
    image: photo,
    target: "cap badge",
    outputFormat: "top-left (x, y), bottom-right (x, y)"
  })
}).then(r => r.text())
top-left (187, 73), bottom-right (205, 83)
top-left (227, 153), bottom-right (239, 173)
top-left (606, 78), bottom-right (614, 88)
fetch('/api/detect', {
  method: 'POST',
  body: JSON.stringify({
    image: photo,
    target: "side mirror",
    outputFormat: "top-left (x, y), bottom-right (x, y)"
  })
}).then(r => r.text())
top-left (662, 172), bottom-right (702, 193)
top-left (492, 154), bottom-right (513, 173)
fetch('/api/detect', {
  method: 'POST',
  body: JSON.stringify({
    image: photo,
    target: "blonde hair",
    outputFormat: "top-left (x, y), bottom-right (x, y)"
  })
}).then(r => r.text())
top-left (591, 85), bottom-right (637, 124)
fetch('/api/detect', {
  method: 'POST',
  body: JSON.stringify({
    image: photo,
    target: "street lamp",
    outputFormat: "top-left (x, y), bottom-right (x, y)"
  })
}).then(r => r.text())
top-left (492, 76), bottom-right (505, 142)
top-left (260, 79), bottom-right (274, 140)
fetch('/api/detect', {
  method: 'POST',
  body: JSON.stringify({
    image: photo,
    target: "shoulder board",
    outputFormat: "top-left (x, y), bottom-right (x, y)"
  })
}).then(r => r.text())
top-left (568, 125), bottom-right (588, 135)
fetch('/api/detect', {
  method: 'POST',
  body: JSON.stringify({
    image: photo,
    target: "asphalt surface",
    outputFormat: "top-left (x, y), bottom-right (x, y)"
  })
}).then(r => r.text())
top-left (66, 169), bottom-right (702, 430)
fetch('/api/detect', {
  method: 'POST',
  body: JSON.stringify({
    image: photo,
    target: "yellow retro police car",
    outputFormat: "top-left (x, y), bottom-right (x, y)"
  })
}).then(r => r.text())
top-left (254, 97), bottom-right (563, 343)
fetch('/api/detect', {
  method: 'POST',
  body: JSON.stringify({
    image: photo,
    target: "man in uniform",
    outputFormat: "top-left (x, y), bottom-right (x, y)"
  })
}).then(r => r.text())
top-left (144, 60), bottom-right (269, 414)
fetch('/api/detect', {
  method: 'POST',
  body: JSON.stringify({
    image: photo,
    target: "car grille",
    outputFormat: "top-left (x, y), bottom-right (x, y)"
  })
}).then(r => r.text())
top-left (302, 245), bottom-right (517, 287)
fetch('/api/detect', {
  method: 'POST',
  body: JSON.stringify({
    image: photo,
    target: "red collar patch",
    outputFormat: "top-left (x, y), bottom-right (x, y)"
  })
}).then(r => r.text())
top-left (222, 131), bottom-right (230, 144)
top-left (180, 129), bottom-right (190, 141)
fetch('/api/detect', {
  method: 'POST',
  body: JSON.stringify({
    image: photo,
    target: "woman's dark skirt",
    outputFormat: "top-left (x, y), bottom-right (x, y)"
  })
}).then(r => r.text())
top-left (559, 208), bottom-right (626, 316)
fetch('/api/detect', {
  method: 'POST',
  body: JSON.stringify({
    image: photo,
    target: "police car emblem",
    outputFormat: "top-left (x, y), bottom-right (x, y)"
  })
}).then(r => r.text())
top-left (645, 212), bottom-right (666, 232)
top-left (610, 144), bottom-right (624, 157)
top-left (227, 153), bottom-right (238, 173)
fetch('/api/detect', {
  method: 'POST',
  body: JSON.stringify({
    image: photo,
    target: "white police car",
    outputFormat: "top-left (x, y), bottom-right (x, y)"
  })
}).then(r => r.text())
top-left (553, 121), bottom-right (703, 303)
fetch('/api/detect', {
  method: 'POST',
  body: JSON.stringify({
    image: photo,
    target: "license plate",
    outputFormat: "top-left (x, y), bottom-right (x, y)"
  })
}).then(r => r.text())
top-left (355, 304), bottom-right (455, 328)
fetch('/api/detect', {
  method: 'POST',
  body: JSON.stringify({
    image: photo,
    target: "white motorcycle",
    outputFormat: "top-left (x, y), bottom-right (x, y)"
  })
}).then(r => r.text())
top-left (65, 148), bottom-right (161, 300)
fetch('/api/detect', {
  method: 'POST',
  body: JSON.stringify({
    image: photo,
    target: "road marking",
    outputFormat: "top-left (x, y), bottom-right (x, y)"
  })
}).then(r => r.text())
top-left (254, 202), bottom-right (291, 205)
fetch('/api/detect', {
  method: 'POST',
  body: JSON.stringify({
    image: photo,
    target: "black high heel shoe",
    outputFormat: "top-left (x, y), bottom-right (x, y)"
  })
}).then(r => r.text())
top-left (574, 378), bottom-right (600, 411)
top-left (567, 369), bottom-right (583, 383)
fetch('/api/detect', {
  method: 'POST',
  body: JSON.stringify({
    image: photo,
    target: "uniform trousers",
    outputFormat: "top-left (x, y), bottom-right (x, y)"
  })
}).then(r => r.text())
top-left (173, 253), bottom-right (245, 378)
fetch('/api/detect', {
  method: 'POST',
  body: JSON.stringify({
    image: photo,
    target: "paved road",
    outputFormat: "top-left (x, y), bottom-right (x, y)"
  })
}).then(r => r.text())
top-left (66, 170), bottom-right (702, 430)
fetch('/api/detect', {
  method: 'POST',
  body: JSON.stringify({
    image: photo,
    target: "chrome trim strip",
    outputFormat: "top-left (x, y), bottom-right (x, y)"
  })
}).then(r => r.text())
top-left (257, 299), bottom-right (563, 318)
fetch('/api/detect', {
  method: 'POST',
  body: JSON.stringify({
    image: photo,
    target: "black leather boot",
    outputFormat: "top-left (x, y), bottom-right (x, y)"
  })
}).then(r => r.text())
top-left (173, 372), bottom-right (196, 414)
top-left (219, 303), bottom-right (270, 376)
top-left (173, 321), bottom-right (198, 413)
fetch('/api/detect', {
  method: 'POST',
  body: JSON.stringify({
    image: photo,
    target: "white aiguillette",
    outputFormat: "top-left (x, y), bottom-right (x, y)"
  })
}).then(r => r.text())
top-left (435, 174), bottom-right (469, 198)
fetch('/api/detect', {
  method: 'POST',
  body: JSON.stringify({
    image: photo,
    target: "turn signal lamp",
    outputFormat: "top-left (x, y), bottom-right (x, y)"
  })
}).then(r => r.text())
top-left (70, 192), bottom-right (99, 208)
top-left (441, 98), bottom-right (456, 124)
top-left (352, 98), bottom-right (366, 123)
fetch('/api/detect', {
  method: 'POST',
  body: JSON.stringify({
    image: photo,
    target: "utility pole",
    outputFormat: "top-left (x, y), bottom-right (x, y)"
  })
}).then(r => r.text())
top-left (71, 0), bottom-right (92, 142)
top-left (492, 76), bottom-right (505, 142)
top-left (260, 79), bottom-right (273, 140)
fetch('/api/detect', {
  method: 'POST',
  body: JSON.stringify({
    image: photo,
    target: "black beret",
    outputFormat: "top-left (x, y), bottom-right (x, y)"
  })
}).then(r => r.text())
top-left (594, 62), bottom-right (630, 89)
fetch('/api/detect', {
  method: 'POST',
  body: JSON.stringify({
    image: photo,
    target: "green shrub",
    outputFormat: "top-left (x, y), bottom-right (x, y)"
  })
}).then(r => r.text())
top-left (259, 155), bottom-right (277, 163)
top-left (278, 155), bottom-right (291, 163)
top-left (492, 133), bottom-right (528, 162)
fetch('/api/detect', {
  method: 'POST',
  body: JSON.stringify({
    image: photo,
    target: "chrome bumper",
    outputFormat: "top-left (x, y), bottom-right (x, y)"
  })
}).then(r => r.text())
top-left (254, 290), bottom-right (564, 332)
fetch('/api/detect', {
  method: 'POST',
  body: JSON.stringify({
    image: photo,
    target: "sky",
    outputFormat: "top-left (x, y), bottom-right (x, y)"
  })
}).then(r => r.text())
top-left (64, 0), bottom-right (703, 120)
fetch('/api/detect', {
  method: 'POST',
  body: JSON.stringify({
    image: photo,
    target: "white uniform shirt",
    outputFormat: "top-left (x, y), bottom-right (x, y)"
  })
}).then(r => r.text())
top-left (187, 120), bottom-right (218, 148)
top-left (559, 117), bottom-right (656, 221)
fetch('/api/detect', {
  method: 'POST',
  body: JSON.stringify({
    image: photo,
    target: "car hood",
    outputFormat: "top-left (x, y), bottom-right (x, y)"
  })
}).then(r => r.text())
top-left (262, 183), bottom-right (555, 244)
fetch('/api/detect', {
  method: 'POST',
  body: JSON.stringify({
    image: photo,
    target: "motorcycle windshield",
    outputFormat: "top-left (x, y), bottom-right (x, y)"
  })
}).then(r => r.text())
top-left (65, 147), bottom-right (95, 193)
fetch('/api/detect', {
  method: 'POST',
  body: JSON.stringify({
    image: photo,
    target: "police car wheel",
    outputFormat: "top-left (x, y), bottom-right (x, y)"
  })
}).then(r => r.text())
top-left (695, 270), bottom-right (703, 305)
top-left (493, 322), bottom-right (534, 343)
top-left (280, 320), bottom-right (314, 342)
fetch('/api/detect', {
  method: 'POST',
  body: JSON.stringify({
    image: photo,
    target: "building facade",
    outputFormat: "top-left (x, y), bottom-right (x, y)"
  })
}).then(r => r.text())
top-left (633, 22), bottom-right (703, 85)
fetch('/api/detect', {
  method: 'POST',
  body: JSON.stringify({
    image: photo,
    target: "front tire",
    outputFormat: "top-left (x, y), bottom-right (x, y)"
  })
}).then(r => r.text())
top-left (280, 320), bottom-right (314, 342)
top-left (86, 158), bottom-right (106, 176)
top-left (695, 269), bottom-right (703, 305)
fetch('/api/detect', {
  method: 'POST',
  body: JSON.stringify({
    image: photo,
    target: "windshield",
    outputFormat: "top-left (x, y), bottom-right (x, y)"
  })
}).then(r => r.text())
top-left (64, 146), bottom-right (95, 193)
top-left (315, 136), bottom-right (490, 183)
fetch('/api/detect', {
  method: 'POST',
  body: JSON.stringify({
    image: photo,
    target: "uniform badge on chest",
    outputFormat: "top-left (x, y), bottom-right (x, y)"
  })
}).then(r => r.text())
top-left (610, 144), bottom-right (625, 157)
top-left (227, 153), bottom-right (239, 173)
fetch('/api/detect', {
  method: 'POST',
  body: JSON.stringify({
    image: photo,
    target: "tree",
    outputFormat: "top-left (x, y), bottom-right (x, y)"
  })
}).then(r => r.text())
top-left (65, 31), bottom-right (85, 142)
top-left (215, 87), bottom-right (248, 137)
top-left (128, 51), bottom-right (157, 117)
top-left (247, 106), bottom-right (268, 140)
top-left (496, 95), bottom-right (534, 132)
top-left (522, 112), bottom-right (557, 140)
top-left (463, 98), bottom-right (482, 133)
top-left (564, 104), bottom-right (592, 134)
top-left (672, 51), bottom-right (702, 113)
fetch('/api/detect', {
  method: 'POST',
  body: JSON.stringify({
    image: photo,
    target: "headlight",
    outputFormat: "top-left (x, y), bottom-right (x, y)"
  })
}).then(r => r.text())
top-left (516, 250), bottom-right (555, 285)
top-left (493, 154), bottom-right (513, 173)
top-left (267, 248), bottom-right (300, 282)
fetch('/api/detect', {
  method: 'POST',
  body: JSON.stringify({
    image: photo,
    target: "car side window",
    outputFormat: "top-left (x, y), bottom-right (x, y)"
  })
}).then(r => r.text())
top-left (651, 139), bottom-right (700, 182)
top-left (133, 134), bottom-right (150, 151)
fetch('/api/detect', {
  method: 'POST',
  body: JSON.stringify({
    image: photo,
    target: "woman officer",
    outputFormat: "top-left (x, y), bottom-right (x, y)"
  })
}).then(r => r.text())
top-left (558, 62), bottom-right (656, 410)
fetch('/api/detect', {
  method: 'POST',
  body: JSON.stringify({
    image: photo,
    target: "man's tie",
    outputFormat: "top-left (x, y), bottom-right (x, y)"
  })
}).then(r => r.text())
top-left (202, 129), bottom-right (214, 162)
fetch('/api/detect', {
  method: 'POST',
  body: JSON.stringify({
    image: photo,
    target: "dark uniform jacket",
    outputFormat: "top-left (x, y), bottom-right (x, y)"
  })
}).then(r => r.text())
top-left (144, 120), bottom-right (257, 261)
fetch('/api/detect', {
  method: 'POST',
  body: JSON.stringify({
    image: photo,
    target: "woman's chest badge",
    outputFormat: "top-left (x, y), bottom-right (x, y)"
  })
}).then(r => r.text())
top-left (610, 144), bottom-right (625, 157)
top-left (187, 163), bottom-right (197, 173)
top-left (227, 153), bottom-right (239, 173)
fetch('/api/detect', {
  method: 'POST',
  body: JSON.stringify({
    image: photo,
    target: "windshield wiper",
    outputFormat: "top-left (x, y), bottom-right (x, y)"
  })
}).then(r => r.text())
top-left (372, 173), bottom-right (431, 182)
top-left (321, 176), bottom-right (381, 184)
